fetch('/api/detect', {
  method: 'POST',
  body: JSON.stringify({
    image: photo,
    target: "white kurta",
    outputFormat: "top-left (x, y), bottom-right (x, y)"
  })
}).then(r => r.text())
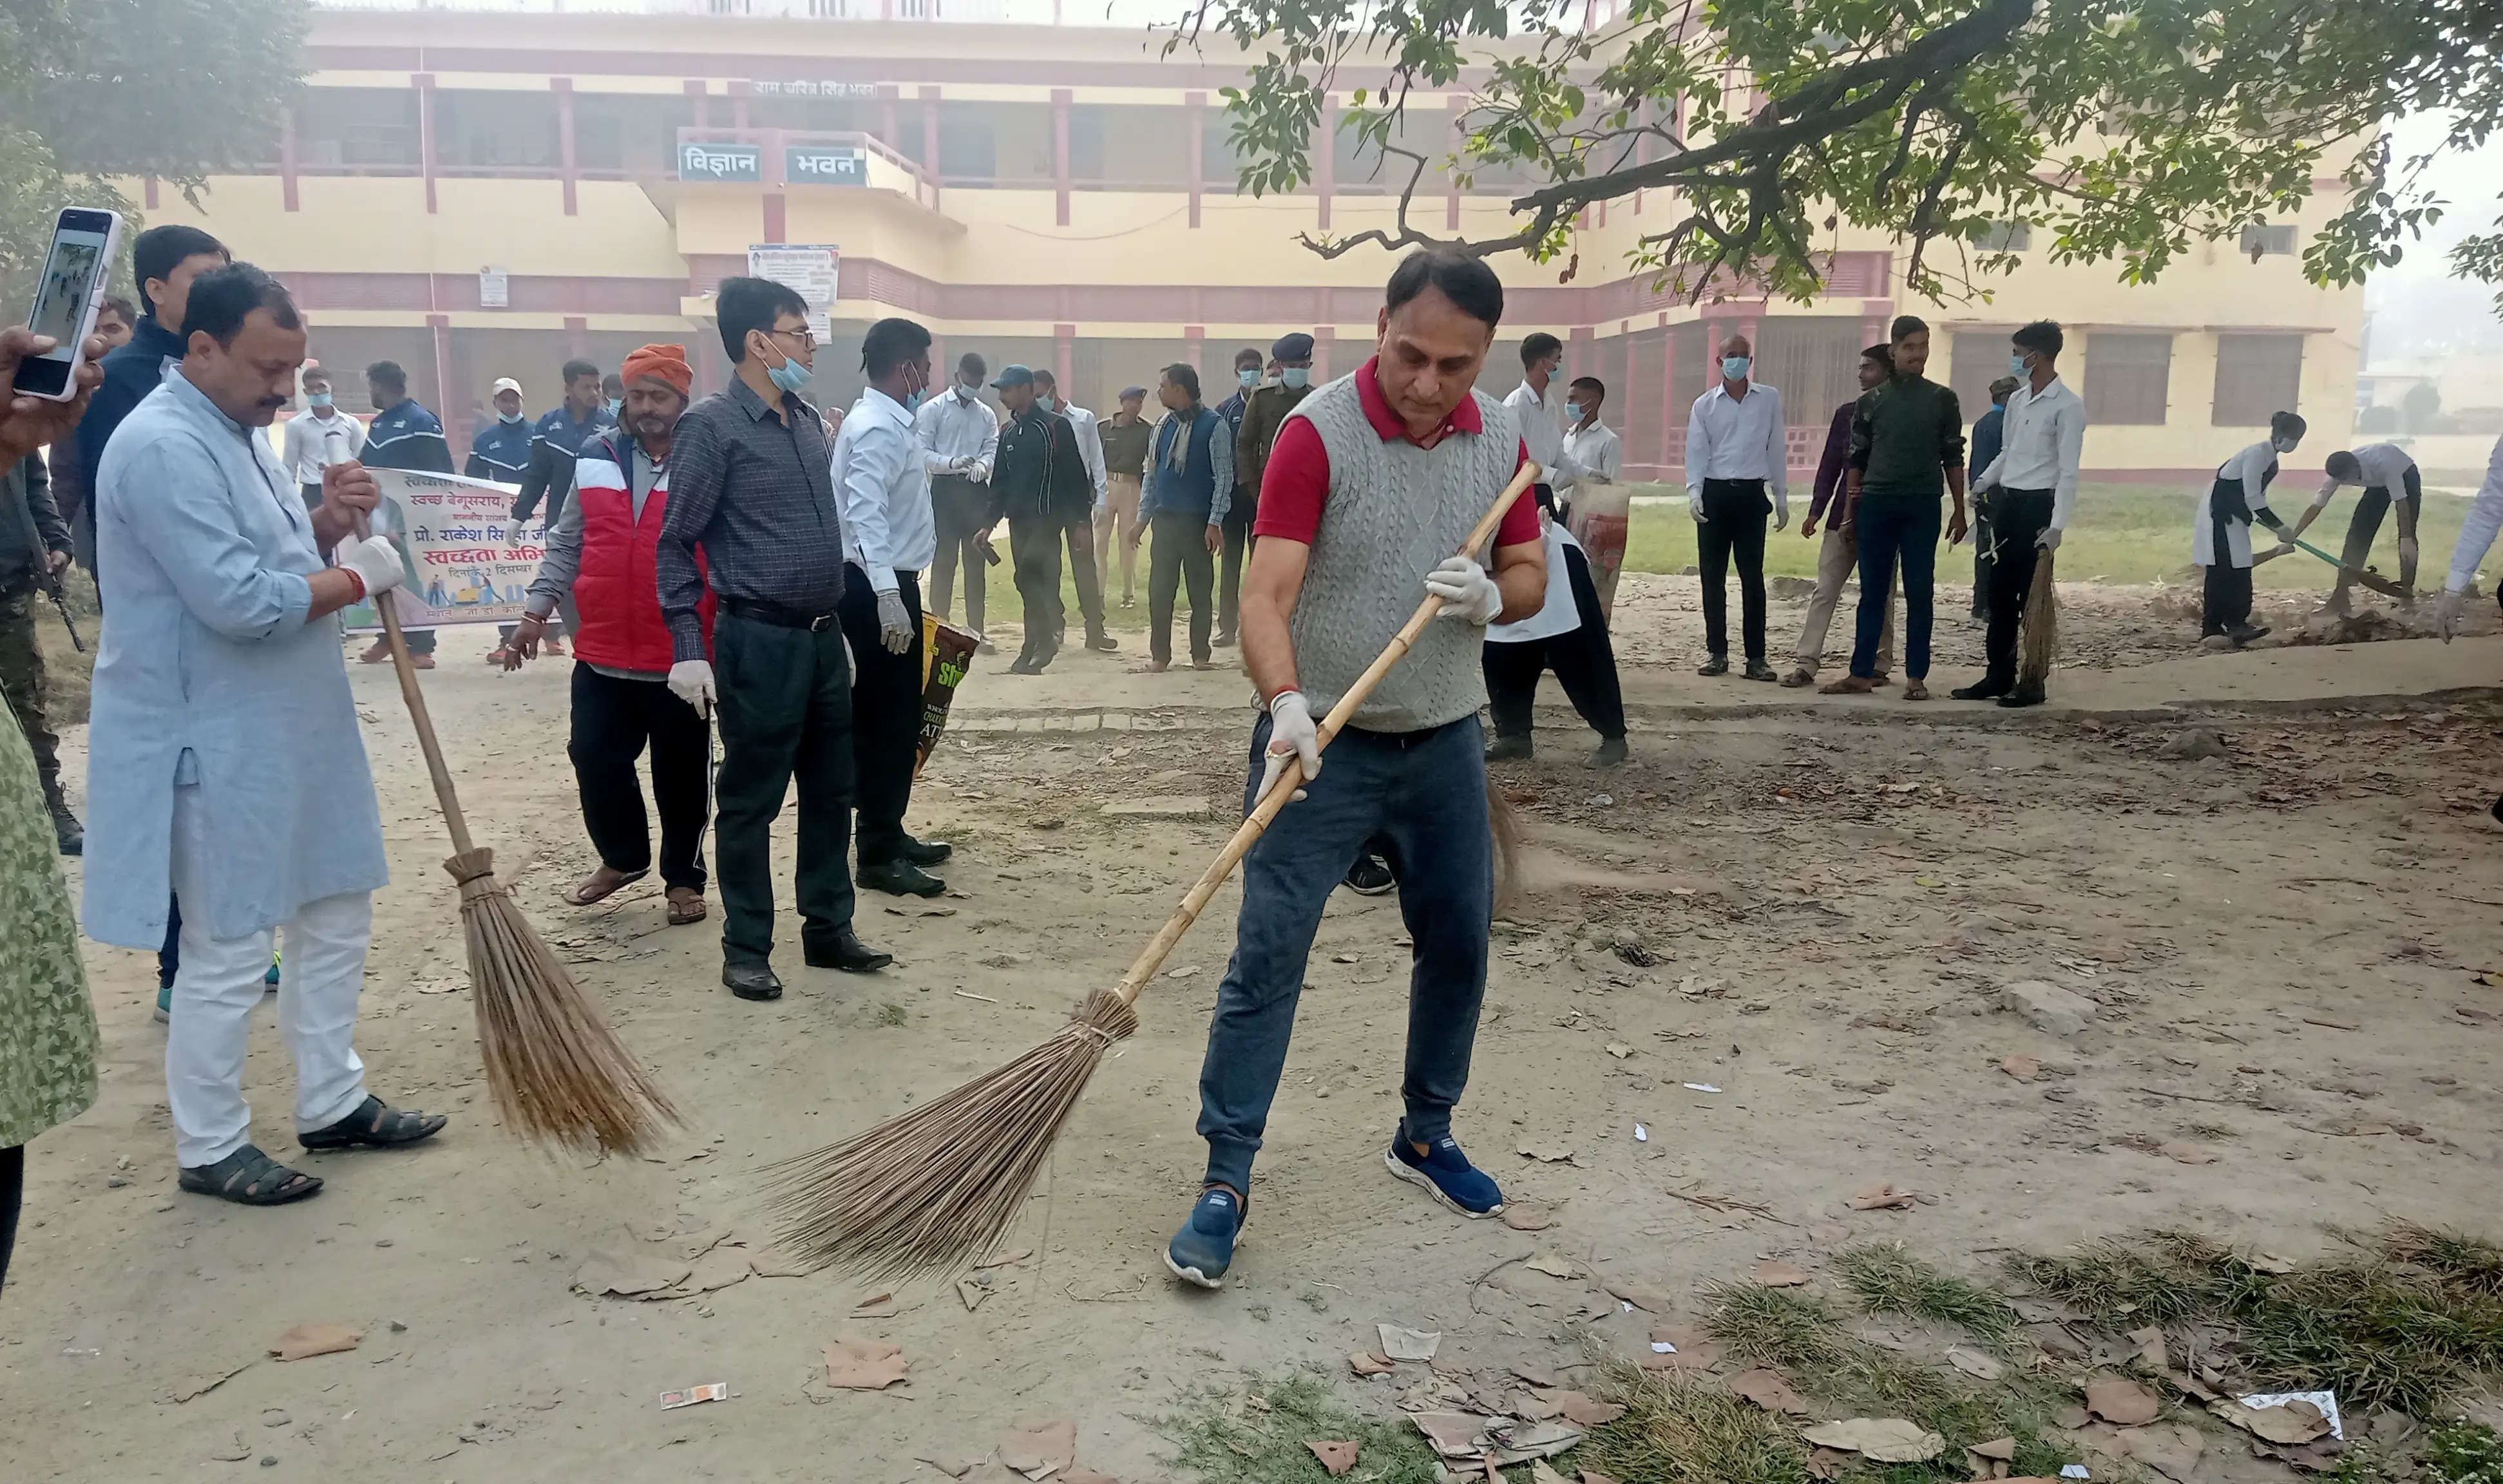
top-left (2193, 440), bottom-right (2279, 569)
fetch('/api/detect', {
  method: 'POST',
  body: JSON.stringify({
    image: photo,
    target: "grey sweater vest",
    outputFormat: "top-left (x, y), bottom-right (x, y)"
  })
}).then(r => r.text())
top-left (1284, 373), bottom-right (1521, 732)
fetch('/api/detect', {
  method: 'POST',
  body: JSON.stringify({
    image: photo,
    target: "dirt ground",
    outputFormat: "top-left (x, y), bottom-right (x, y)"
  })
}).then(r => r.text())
top-left (6, 575), bottom-right (2501, 1483)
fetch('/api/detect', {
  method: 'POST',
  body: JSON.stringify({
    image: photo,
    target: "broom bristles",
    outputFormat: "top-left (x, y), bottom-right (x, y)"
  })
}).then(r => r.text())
top-left (763, 985), bottom-right (1139, 1277)
top-left (449, 848), bottom-right (680, 1157)
top-left (2018, 550), bottom-right (2058, 688)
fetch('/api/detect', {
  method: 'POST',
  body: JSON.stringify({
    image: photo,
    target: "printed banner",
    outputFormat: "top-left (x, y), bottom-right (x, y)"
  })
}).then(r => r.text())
top-left (747, 243), bottom-right (841, 341)
top-left (343, 469), bottom-right (539, 634)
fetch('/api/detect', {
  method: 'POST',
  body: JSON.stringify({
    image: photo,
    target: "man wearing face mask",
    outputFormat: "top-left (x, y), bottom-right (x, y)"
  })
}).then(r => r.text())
top-left (283, 366), bottom-right (366, 511)
top-left (500, 359), bottom-right (611, 661)
top-left (988, 365), bottom-right (1099, 674)
top-left (1230, 336), bottom-right (1315, 646)
top-left (1965, 376), bottom-right (2019, 623)
top-left (1031, 368), bottom-right (1117, 654)
top-left (835, 318), bottom-right (956, 897)
top-left (1096, 385), bottom-right (1154, 608)
top-left (1956, 320), bottom-right (2083, 707)
top-left (657, 276), bottom-right (891, 1002)
top-left (1684, 333), bottom-right (1787, 681)
top-left (918, 352), bottom-right (1003, 648)
top-left (465, 377), bottom-right (531, 490)
top-left (1141, 363), bottom-right (1234, 672)
top-left (2195, 411), bottom-right (2307, 646)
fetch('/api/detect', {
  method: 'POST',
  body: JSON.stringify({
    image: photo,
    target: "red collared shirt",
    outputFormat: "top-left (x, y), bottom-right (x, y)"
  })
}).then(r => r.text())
top-left (1252, 356), bottom-right (1539, 546)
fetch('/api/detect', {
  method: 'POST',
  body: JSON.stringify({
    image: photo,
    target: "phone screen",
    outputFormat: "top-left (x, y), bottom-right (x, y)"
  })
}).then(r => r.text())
top-left (16, 213), bottom-right (114, 398)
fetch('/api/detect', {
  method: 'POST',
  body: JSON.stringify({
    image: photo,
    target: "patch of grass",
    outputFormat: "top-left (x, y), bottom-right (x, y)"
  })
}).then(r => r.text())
top-left (1832, 1244), bottom-right (2018, 1345)
top-left (2426, 1420), bottom-right (2503, 1484)
top-left (876, 1002), bottom-right (908, 1027)
top-left (2002, 1229), bottom-right (2258, 1326)
top-left (1163, 1371), bottom-right (1442, 1484)
top-left (2383, 1222), bottom-right (2503, 1298)
top-left (1705, 1282), bottom-right (1853, 1372)
top-left (1581, 1358), bottom-right (1813, 1484)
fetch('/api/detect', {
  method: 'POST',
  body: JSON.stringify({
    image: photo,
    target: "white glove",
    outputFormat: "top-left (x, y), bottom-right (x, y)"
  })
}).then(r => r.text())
top-left (947, 455), bottom-right (972, 475)
top-left (1257, 689), bottom-right (1322, 803)
top-left (875, 589), bottom-right (915, 655)
top-left (2399, 537), bottom-right (2420, 567)
top-left (2437, 587), bottom-right (2464, 642)
top-left (1687, 489), bottom-right (1708, 523)
top-left (668, 659), bottom-right (717, 719)
top-left (1424, 555), bottom-right (1503, 625)
top-left (335, 535), bottom-right (406, 598)
top-left (1773, 493), bottom-right (1790, 532)
top-left (2038, 526), bottom-right (2064, 552)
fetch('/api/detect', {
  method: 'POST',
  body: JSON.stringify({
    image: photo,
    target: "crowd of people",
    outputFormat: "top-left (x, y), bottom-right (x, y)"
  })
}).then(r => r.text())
top-left (5, 220), bottom-right (2503, 1296)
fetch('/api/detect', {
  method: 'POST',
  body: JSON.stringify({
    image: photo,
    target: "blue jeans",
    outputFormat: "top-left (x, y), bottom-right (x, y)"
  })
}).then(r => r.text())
top-left (1851, 494), bottom-right (1941, 680)
top-left (1196, 713), bottom-right (1492, 1194)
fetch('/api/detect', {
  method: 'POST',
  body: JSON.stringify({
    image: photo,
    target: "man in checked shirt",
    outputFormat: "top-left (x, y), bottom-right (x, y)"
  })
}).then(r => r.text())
top-left (657, 277), bottom-right (893, 1004)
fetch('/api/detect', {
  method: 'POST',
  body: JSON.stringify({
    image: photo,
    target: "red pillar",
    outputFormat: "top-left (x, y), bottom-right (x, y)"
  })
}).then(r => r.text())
top-left (685, 79), bottom-right (710, 129)
top-left (1051, 89), bottom-right (1072, 227)
top-left (564, 316), bottom-right (589, 363)
top-left (416, 73), bottom-right (439, 214)
top-left (1313, 325), bottom-right (1335, 382)
top-left (762, 193), bottom-right (786, 243)
top-left (1054, 322), bottom-right (1075, 395)
top-left (730, 79), bottom-right (749, 133)
top-left (879, 84), bottom-right (899, 152)
top-left (1657, 316), bottom-right (1678, 475)
top-left (1184, 323), bottom-right (1205, 386)
top-left (428, 314), bottom-right (457, 448)
top-left (1186, 90), bottom-right (1205, 229)
top-left (555, 78), bottom-right (578, 216)
top-left (920, 86), bottom-right (940, 200)
top-left (280, 106), bottom-right (300, 213)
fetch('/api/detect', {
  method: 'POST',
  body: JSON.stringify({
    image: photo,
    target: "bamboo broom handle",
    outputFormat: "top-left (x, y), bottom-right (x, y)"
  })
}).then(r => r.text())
top-left (1108, 461), bottom-right (1541, 1007)
top-left (352, 510), bottom-right (478, 857)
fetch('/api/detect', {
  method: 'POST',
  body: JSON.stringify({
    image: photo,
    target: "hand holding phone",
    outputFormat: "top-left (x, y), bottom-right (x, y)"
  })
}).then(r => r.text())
top-left (0, 327), bottom-right (107, 465)
top-left (12, 208), bottom-right (122, 404)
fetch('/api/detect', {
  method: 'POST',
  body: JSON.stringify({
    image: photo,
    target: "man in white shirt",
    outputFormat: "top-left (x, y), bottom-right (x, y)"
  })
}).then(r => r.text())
top-left (917, 351), bottom-right (1002, 647)
top-left (1485, 373), bottom-right (1629, 768)
top-left (281, 365), bottom-right (365, 510)
top-left (1956, 319), bottom-right (2084, 708)
top-left (1502, 333), bottom-right (1582, 515)
top-left (2437, 432), bottom-right (2503, 645)
top-left (1033, 367), bottom-right (1118, 653)
top-left (2296, 441), bottom-right (2421, 613)
top-left (1684, 332), bottom-right (1787, 680)
top-left (838, 319), bottom-right (953, 899)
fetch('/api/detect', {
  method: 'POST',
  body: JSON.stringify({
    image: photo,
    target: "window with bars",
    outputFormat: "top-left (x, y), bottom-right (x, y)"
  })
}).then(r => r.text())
top-left (2240, 223), bottom-right (2298, 258)
top-left (1946, 325), bottom-right (2018, 420)
top-left (2084, 333), bottom-right (2173, 425)
top-left (2212, 334), bottom-right (2303, 426)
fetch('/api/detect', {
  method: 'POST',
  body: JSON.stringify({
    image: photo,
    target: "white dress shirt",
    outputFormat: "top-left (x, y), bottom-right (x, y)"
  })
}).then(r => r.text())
top-left (1684, 380), bottom-right (1789, 508)
top-left (1562, 419), bottom-right (1621, 484)
top-left (2347, 442), bottom-right (2418, 497)
top-left (1503, 378), bottom-right (1582, 491)
top-left (1975, 374), bottom-right (2086, 532)
top-left (281, 408), bottom-right (365, 486)
top-left (837, 386), bottom-right (936, 593)
top-left (2445, 433), bottom-right (2503, 595)
top-left (915, 388), bottom-right (999, 483)
top-left (1057, 399), bottom-right (1107, 513)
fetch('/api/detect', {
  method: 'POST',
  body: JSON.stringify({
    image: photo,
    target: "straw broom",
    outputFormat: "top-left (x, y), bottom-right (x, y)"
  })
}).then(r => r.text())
top-left (2017, 547), bottom-right (2057, 690)
top-left (356, 516), bottom-right (679, 1156)
top-left (764, 462), bottom-right (1543, 1277)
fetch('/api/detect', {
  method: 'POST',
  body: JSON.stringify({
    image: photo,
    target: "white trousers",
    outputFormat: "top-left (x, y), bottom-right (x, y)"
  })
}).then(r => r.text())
top-left (166, 787), bottom-right (371, 1168)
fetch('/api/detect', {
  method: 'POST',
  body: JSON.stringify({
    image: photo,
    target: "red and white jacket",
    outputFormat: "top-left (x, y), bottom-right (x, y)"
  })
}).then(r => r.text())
top-left (568, 430), bottom-right (713, 671)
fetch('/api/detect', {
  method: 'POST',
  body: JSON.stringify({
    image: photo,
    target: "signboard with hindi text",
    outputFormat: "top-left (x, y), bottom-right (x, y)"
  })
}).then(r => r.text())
top-left (746, 244), bottom-right (841, 341)
top-left (785, 145), bottom-right (867, 186)
top-left (343, 469), bottom-right (538, 633)
top-left (678, 140), bottom-right (763, 182)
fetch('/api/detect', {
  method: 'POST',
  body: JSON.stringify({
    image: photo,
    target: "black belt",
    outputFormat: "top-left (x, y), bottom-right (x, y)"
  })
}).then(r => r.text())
top-left (721, 595), bottom-right (840, 631)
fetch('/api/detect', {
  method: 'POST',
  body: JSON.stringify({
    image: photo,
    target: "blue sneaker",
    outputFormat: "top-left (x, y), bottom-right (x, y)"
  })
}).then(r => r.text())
top-left (1386, 1131), bottom-right (1504, 1217)
top-left (1163, 1186), bottom-right (1244, 1289)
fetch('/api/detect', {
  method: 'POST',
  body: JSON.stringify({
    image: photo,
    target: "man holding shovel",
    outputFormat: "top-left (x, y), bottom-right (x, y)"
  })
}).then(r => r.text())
top-left (1165, 250), bottom-right (1546, 1289)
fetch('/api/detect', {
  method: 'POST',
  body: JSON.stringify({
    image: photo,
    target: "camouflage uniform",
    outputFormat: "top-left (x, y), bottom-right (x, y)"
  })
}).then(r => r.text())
top-left (0, 454), bottom-right (75, 853)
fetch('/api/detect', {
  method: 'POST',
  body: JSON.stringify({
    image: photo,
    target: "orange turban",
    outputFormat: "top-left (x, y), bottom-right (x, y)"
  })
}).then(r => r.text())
top-left (623, 343), bottom-right (692, 397)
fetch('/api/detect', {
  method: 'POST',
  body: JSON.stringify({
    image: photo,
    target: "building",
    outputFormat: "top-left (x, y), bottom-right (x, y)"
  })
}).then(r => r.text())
top-left (128, 5), bottom-right (2361, 481)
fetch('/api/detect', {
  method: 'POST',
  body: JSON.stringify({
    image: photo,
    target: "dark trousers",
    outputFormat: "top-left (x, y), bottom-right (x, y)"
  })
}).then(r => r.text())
top-left (1697, 478), bottom-right (1771, 662)
top-left (1, 1143), bottom-right (19, 1293)
top-left (2202, 475), bottom-right (2256, 636)
top-left (568, 663), bottom-right (710, 891)
top-left (1148, 510), bottom-right (1215, 664)
top-left (1005, 509), bottom-right (1065, 666)
top-left (1049, 510), bottom-right (1111, 646)
top-left (1216, 499), bottom-right (1255, 638)
top-left (1980, 488), bottom-right (2053, 688)
top-left (1484, 542), bottom-right (1626, 741)
top-left (837, 564), bottom-right (926, 866)
top-left (1851, 494), bottom-right (1942, 679)
top-left (1197, 714), bottom-right (1491, 1193)
top-left (711, 610), bottom-right (856, 965)
top-left (2340, 468), bottom-right (2421, 589)
top-left (928, 473), bottom-right (998, 638)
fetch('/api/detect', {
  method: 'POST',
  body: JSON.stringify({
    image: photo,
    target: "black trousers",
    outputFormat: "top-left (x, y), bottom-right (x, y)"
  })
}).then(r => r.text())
top-left (837, 564), bottom-right (926, 866)
top-left (1697, 477), bottom-right (1772, 662)
top-left (0, 1143), bottom-right (21, 1294)
top-left (1981, 487), bottom-right (2054, 687)
top-left (712, 609), bottom-right (856, 965)
top-left (1005, 509), bottom-right (1065, 665)
top-left (1148, 510), bottom-right (1215, 664)
top-left (1216, 498), bottom-right (1255, 638)
top-left (1484, 542), bottom-right (1627, 741)
top-left (2340, 468), bottom-right (2422, 589)
top-left (1047, 509), bottom-right (1111, 646)
top-left (568, 663), bottom-right (710, 891)
top-left (1970, 497), bottom-right (1995, 618)
top-left (2202, 475), bottom-right (2256, 636)
top-left (928, 473), bottom-right (999, 638)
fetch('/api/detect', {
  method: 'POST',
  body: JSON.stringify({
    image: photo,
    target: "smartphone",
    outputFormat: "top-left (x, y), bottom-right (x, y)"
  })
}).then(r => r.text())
top-left (12, 207), bottom-right (124, 402)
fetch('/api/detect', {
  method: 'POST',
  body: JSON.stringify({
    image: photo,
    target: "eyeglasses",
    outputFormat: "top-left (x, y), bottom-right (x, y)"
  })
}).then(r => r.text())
top-left (766, 325), bottom-right (817, 350)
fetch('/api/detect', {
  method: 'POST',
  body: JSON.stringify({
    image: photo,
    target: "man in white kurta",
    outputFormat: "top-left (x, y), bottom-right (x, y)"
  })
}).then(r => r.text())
top-left (86, 262), bottom-right (448, 1205)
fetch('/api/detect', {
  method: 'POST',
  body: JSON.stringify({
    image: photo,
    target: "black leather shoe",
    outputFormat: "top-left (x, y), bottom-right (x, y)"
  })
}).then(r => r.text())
top-left (1588, 736), bottom-right (1629, 769)
top-left (804, 928), bottom-right (893, 973)
top-left (1950, 680), bottom-right (2011, 701)
top-left (1485, 734), bottom-right (1533, 762)
top-left (1996, 687), bottom-right (2046, 709)
top-left (861, 859), bottom-right (946, 898)
top-left (898, 835), bottom-right (952, 867)
top-left (1742, 660), bottom-right (1779, 682)
top-left (1086, 633), bottom-right (1119, 652)
top-left (723, 962), bottom-right (783, 1001)
top-left (1696, 655), bottom-right (1729, 676)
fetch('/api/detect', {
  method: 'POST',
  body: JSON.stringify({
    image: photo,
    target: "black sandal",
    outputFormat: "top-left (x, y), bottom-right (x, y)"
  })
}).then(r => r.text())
top-left (178, 1144), bottom-right (324, 1205)
top-left (300, 1095), bottom-right (448, 1152)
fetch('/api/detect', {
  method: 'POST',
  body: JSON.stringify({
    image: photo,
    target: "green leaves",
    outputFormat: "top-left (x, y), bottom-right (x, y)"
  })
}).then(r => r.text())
top-left (1194, 0), bottom-right (2499, 311)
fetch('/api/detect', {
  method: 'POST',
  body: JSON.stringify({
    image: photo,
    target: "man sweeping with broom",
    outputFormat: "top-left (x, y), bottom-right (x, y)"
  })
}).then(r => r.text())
top-left (1165, 250), bottom-right (1546, 1288)
top-left (1954, 319), bottom-right (2082, 709)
